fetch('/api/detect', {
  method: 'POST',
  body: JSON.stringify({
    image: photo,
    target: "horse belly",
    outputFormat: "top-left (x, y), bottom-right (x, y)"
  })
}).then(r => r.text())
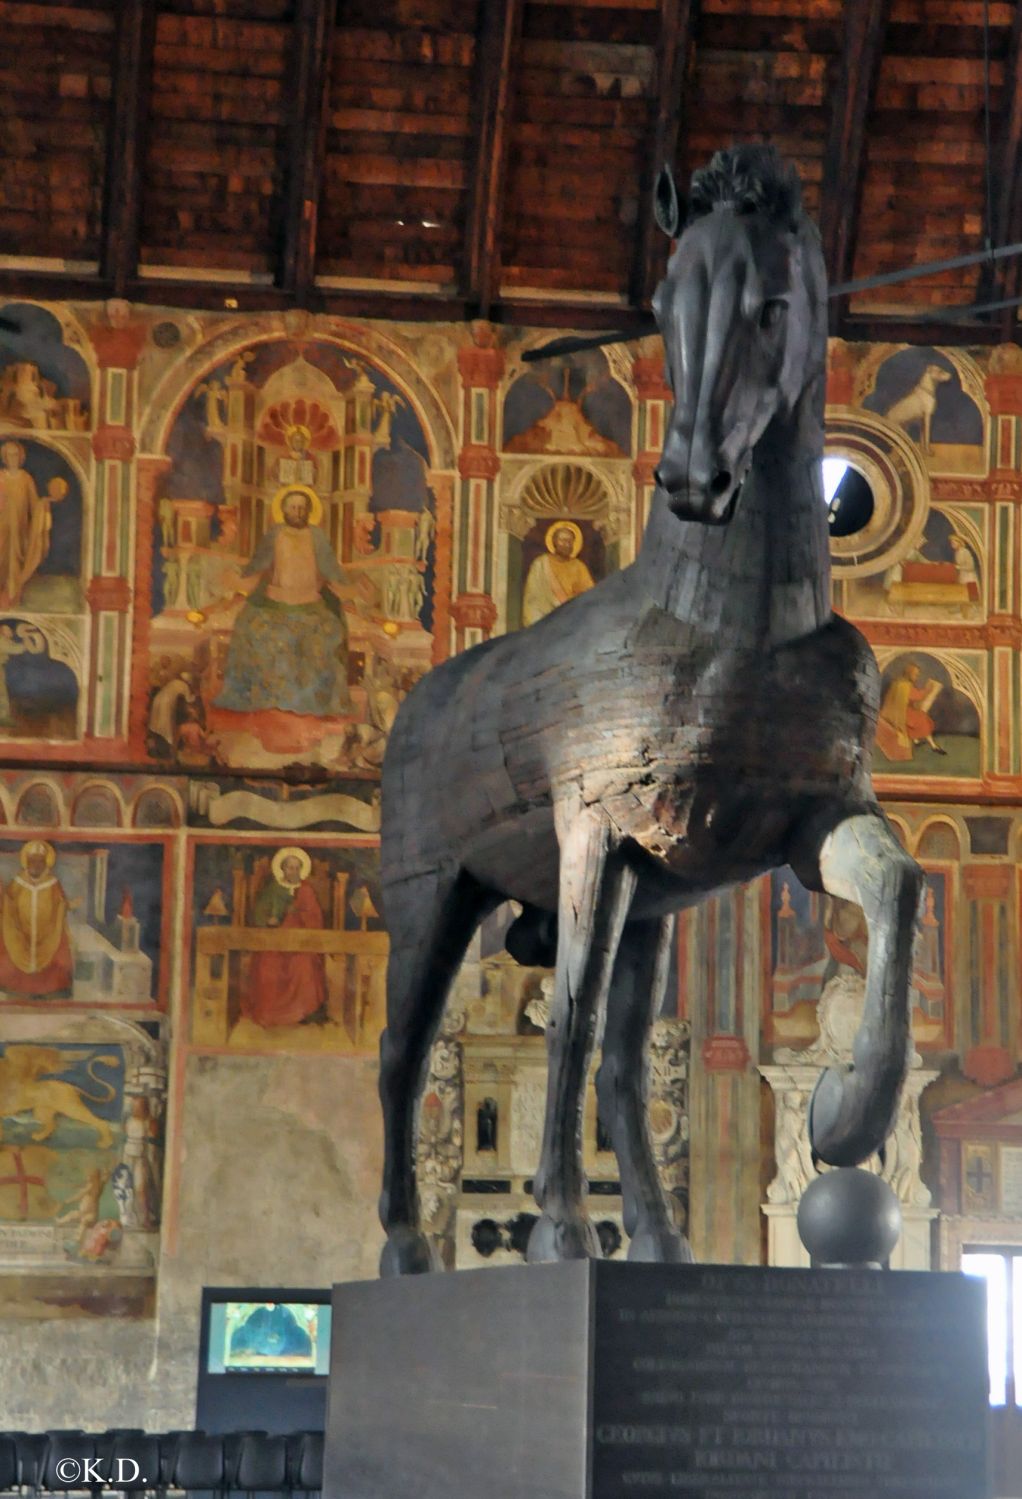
top-left (461, 805), bottom-right (561, 912)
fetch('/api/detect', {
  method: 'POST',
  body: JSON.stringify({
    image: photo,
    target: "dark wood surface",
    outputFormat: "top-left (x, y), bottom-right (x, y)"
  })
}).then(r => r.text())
top-left (279, 0), bottom-right (336, 300)
top-left (818, 0), bottom-right (890, 329)
top-left (463, 0), bottom-right (524, 315)
top-left (100, 0), bottom-right (157, 295)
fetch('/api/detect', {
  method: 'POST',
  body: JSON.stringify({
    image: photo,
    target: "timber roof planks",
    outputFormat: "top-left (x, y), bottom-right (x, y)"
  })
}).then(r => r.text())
top-left (1, 0), bottom-right (1020, 344)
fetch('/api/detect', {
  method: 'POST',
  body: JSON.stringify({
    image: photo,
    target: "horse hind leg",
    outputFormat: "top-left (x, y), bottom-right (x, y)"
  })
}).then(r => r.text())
top-left (378, 865), bottom-right (496, 1277)
top-left (596, 915), bottom-right (693, 1264)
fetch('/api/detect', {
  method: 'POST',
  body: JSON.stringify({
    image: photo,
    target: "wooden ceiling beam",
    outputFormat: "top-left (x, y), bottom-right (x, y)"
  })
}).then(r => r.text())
top-left (818, 0), bottom-right (891, 333)
top-left (279, 0), bottom-right (336, 301)
top-left (839, 314), bottom-right (1005, 347)
top-left (980, 2), bottom-right (1022, 337)
top-left (100, 0), bottom-right (157, 296)
top-left (463, 0), bottom-right (524, 318)
top-left (630, 0), bottom-right (699, 309)
top-left (0, 265), bottom-right (1003, 347)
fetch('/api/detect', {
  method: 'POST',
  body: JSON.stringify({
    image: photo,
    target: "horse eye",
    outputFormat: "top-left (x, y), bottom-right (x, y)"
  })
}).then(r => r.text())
top-left (760, 299), bottom-right (787, 331)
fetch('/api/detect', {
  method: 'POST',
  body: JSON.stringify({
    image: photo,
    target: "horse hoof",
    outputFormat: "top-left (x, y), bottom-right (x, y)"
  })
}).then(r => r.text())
top-left (526, 1211), bottom-right (602, 1264)
top-left (627, 1227), bottom-right (695, 1264)
top-left (379, 1226), bottom-right (440, 1277)
top-left (808, 1064), bottom-right (890, 1168)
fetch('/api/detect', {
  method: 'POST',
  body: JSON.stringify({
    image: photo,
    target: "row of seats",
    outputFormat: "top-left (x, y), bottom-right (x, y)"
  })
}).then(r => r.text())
top-left (0, 1431), bottom-right (324, 1495)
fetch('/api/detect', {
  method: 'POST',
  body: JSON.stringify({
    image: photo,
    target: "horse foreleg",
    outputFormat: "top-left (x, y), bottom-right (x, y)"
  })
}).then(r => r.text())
top-left (597, 915), bottom-right (693, 1263)
top-left (791, 806), bottom-right (923, 1167)
top-left (528, 806), bottom-right (635, 1263)
top-left (378, 866), bottom-right (495, 1276)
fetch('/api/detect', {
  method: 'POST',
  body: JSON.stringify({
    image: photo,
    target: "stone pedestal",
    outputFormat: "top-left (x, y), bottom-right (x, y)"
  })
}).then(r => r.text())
top-left (324, 1261), bottom-right (987, 1499)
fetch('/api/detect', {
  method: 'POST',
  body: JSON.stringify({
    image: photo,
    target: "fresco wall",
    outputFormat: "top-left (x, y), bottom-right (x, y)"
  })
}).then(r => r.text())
top-left (0, 296), bottom-right (1021, 1422)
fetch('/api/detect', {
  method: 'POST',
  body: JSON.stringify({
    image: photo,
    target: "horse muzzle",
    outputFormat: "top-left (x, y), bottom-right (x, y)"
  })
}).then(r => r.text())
top-left (659, 476), bottom-right (741, 526)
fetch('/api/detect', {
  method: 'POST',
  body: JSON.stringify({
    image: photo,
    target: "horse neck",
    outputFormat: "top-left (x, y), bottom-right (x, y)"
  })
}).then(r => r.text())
top-left (635, 404), bottom-right (832, 650)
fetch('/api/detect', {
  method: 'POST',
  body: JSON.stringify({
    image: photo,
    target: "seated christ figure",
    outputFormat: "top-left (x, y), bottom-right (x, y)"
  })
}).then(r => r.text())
top-left (205, 486), bottom-right (352, 722)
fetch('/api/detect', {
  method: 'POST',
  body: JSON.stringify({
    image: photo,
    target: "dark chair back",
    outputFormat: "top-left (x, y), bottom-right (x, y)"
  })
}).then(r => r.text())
top-left (296, 1434), bottom-right (323, 1493)
top-left (159, 1432), bottom-right (199, 1488)
top-left (0, 1435), bottom-right (18, 1493)
top-left (283, 1435), bottom-right (311, 1492)
top-left (94, 1432), bottom-right (144, 1467)
top-left (222, 1434), bottom-right (266, 1491)
top-left (13, 1433), bottom-right (48, 1489)
top-left (233, 1435), bottom-right (288, 1494)
top-left (106, 1435), bottom-right (161, 1492)
top-left (171, 1434), bottom-right (224, 1493)
top-left (39, 1436), bottom-right (97, 1492)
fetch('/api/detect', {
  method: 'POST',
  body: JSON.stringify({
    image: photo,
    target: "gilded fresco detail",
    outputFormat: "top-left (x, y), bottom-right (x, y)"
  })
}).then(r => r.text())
top-left (149, 339), bottom-right (437, 774)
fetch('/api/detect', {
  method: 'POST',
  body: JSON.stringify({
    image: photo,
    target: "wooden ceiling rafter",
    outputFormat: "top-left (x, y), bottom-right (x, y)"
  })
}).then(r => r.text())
top-left (630, 0), bottom-right (700, 309)
top-left (279, 0), bottom-right (337, 300)
top-left (100, 0), bottom-right (157, 297)
top-left (818, 0), bottom-right (891, 336)
top-left (463, 0), bottom-right (525, 318)
top-left (982, 0), bottom-right (1022, 338)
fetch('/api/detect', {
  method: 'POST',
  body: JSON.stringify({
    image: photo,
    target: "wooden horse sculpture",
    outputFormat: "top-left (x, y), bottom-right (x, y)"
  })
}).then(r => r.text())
top-left (378, 145), bottom-right (922, 1275)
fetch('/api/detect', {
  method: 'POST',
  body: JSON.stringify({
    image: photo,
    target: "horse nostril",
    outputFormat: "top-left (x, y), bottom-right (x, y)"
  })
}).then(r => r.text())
top-left (710, 469), bottom-right (732, 498)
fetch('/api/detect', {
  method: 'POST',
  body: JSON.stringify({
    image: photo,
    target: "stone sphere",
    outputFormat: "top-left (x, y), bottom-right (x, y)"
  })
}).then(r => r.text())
top-left (797, 1167), bottom-right (902, 1266)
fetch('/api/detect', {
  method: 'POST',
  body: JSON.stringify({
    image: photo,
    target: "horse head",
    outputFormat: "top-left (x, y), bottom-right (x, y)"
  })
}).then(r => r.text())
top-left (651, 145), bottom-right (828, 525)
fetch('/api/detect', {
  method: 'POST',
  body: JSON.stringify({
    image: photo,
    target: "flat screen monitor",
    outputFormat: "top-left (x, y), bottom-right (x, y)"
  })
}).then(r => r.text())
top-left (199, 1288), bottom-right (332, 1377)
top-left (206, 1298), bottom-right (331, 1375)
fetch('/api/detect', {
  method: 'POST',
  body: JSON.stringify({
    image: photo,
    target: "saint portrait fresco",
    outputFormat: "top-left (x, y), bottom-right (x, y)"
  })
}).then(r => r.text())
top-left (242, 847), bottom-right (330, 1029)
top-left (189, 838), bottom-right (387, 1052)
top-left (148, 339), bottom-right (437, 773)
top-left (0, 442), bottom-right (82, 620)
top-left (0, 837), bottom-right (167, 1008)
top-left (873, 653), bottom-right (981, 778)
top-left (521, 519), bottom-right (597, 626)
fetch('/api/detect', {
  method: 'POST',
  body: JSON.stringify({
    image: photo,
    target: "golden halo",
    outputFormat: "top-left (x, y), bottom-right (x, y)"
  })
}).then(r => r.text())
top-left (20, 839), bottom-right (55, 871)
top-left (1, 440), bottom-right (26, 463)
top-left (271, 846), bottom-right (312, 885)
top-left (47, 477), bottom-right (69, 501)
top-left (544, 519), bottom-right (583, 558)
top-left (270, 483), bottom-right (323, 526)
top-left (286, 423), bottom-right (312, 450)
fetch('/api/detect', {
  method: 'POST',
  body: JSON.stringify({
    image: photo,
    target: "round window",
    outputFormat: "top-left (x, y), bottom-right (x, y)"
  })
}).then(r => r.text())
top-left (822, 457), bottom-right (875, 538)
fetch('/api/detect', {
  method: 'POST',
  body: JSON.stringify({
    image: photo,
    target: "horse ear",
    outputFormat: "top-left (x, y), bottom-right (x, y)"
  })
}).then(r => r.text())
top-left (654, 164), bottom-right (681, 238)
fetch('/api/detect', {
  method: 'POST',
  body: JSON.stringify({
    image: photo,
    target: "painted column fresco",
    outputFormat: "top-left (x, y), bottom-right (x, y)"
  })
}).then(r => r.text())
top-left (453, 325), bottom-right (503, 651)
top-left (2, 294), bottom-right (1022, 1396)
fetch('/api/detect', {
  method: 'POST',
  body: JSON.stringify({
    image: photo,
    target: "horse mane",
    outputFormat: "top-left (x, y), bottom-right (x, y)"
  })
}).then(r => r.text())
top-left (686, 145), bottom-right (802, 230)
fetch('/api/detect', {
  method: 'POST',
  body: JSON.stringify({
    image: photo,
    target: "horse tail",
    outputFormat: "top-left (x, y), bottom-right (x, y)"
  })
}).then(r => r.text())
top-left (78, 1055), bottom-right (119, 1105)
